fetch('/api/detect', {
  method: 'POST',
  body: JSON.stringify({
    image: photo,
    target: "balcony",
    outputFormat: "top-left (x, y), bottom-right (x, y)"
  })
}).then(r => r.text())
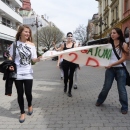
top-left (123, 9), bottom-right (130, 18)
top-left (0, 0), bottom-right (23, 23)
top-left (14, 0), bottom-right (22, 7)
top-left (5, 0), bottom-right (22, 8)
top-left (0, 24), bottom-right (16, 41)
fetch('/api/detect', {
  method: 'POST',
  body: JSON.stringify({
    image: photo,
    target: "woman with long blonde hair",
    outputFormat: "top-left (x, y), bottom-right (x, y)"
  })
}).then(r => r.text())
top-left (9, 25), bottom-right (41, 123)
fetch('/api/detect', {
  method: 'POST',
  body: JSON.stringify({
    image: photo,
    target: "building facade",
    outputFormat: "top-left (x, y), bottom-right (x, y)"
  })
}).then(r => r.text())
top-left (95, 0), bottom-right (123, 38)
top-left (20, 0), bottom-right (50, 35)
top-left (19, 0), bottom-right (55, 53)
top-left (22, 13), bottom-right (50, 35)
top-left (0, 0), bottom-right (23, 58)
top-left (122, 0), bottom-right (130, 44)
top-left (95, 0), bottom-right (130, 59)
top-left (122, 0), bottom-right (130, 59)
top-left (20, 0), bottom-right (31, 11)
top-left (87, 14), bottom-right (99, 41)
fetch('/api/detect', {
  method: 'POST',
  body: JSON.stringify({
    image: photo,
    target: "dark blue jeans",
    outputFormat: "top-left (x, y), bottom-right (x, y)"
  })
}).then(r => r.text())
top-left (96, 67), bottom-right (128, 111)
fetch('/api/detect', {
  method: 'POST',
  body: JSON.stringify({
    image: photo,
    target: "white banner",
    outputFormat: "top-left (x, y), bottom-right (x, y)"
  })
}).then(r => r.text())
top-left (41, 44), bottom-right (112, 67)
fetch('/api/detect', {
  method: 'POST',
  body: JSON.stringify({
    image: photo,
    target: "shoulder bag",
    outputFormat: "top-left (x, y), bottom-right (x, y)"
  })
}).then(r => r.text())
top-left (9, 42), bottom-right (17, 79)
top-left (111, 43), bottom-right (130, 86)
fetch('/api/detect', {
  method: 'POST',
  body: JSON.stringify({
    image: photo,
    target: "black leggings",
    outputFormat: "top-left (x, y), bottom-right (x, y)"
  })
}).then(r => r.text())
top-left (62, 62), bottom-right (76, 93)
top-left (15, 80), bottom-right (33, 114)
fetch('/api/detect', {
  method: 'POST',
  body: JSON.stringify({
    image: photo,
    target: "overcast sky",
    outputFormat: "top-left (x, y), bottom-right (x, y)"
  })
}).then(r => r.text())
top-left (31, 0), bottom-right (98, 35)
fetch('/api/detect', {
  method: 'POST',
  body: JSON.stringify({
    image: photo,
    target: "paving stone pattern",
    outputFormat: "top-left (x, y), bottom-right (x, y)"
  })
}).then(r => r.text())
top-left (0, 60), bottom-right (130, 130)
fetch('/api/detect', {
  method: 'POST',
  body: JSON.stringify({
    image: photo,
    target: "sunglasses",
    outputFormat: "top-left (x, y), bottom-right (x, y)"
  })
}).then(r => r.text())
top-left (67, 35), bottom-right (73, 37)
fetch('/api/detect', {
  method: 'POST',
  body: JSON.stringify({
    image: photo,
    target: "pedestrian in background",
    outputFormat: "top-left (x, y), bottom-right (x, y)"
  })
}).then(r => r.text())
top-left (57, 42), bottom-right (66, 80)
top-left (72, 40), bottom-right (80, 89)
top-left (73, 64), bottom-right (80, 89)
top-left (9, 25), bottom-right (41, 123)
top-left (53, 32), bottom-right (77, 97)
top-left (96, 28), bottom-right (128, 114)
top-left (57, 55), bottom-right (64, 79)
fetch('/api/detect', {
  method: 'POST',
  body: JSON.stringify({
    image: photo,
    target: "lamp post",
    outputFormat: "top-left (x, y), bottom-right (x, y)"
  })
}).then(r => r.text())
top-left (96, 17), bottom-right (107, 44)
top-left (31, 15), bottom-right (42, 55)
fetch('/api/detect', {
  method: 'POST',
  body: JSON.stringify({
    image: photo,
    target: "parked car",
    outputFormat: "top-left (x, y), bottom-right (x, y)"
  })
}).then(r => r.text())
top-left (52, 56), bottom-right (58, 61)
top-left (86, 37), bottom-right (109, 46)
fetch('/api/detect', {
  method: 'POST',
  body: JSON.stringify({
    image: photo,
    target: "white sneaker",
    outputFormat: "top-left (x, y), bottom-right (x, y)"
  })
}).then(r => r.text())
top-left (74, 85), bottom-right (77, 89)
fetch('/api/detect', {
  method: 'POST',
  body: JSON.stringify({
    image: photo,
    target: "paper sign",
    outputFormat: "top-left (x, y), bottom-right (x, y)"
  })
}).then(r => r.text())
top-left (42, 44), bottom-right (112, 67)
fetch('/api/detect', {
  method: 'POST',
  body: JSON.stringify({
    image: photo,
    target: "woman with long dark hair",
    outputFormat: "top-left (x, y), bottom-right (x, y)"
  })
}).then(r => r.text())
top-left (95, 28), bottom-right (129, 114)
top-left (53, 32), bottom-right (77, 97)
top-left (9, 25), bottom-right (41, 123)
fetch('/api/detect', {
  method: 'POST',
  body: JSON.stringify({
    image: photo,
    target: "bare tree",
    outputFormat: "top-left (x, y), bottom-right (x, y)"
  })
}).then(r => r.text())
top-left (33, 26), bottom-right (64, 50)
top-left (73, 25), bottom-right (87, 45)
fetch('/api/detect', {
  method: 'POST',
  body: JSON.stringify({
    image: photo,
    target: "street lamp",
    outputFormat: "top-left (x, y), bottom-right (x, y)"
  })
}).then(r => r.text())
top-left (31, 15), bottom-right (42, 55)
top-left (96, 17), bottom-right (107, 44)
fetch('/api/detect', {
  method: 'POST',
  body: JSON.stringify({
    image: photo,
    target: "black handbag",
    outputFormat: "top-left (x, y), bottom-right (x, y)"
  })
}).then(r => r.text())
top-left (112, 43), bottom-right (130, 86)
top-left (9, 71), bottom-right (17, 79)
top-left (9, 42), bottom-right (17, 79)
top-left (126, 73), bottom-right (130, 86)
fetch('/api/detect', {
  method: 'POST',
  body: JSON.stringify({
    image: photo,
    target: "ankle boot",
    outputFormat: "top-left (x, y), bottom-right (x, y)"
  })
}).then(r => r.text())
top-left (64, 86), bottom-right (67, 93)
top-left (68, 92), bottom-right (72, 97)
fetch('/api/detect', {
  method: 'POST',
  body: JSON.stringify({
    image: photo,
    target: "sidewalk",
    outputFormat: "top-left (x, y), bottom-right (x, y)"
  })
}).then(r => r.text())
top-left (0, 60), bottom-right (130, 130)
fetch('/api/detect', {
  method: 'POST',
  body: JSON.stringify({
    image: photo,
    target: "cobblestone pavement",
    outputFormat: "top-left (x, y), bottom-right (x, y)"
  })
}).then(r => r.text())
top-left (0, 60), bottom-right (130, 130)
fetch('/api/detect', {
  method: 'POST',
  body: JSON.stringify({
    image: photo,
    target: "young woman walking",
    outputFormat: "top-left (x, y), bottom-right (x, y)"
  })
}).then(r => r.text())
top-left (9, 25), bottom-right (41, 123)
top-left (53, 32), bottom-right (77, 97)
top-left (96, 28), bottom-right (129, 114)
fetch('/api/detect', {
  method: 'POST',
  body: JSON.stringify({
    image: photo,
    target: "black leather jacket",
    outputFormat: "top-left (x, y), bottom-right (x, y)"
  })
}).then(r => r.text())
top-left (0, 60), bottom-right (17, 95)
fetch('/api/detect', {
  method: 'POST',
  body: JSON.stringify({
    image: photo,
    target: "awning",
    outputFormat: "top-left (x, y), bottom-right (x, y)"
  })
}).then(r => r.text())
top-left (0, 33), bottom-right (15, 42)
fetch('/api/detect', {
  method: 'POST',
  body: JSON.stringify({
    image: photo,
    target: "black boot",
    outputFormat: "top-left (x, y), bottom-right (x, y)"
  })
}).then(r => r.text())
top-left (68, 85), bottom-right (72, 97)
top-left (64, 86), bottom-right (67, 93)
top-left (68, 92), bottom-right (72, 97)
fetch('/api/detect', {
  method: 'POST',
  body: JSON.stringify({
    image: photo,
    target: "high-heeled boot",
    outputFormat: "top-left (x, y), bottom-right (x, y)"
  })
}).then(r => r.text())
top-left (68, 85), bottom-right (72, 97)
top-left (64, 86), bottom-right (67, 93)
top-left (68, 92), bottom-right (72, 97)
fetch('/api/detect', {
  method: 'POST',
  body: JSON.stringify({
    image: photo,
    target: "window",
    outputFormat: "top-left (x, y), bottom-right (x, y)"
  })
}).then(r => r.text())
top-left (6, 0), bottom-right (9, 5)
top-left (99, 3), bottom-right (102, 15)
top-left (115, 6), bottom-right (118, 20)
top-left (107, 16), bottom-right (109, 25)
top-left (2, 18), bottom-right (6, 25)
top-left (106, 16), bottom-right (108, 26)
top-left (112, 10), bottom-right (114, 21)
top-left (7, 20), bottom-right (11, 27)
top-left (124, 27), bottom-right (130, 43)
top-left (2, 17), bottom-right (11, 27)
top-left (105, 0), bottom-right (108, 7)
top-left (104, 16), bottom-right (108, 29)
top-left (1, 0), bottom-right (10, 5)
top-left (125, 0), bottom-right (129, 12)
